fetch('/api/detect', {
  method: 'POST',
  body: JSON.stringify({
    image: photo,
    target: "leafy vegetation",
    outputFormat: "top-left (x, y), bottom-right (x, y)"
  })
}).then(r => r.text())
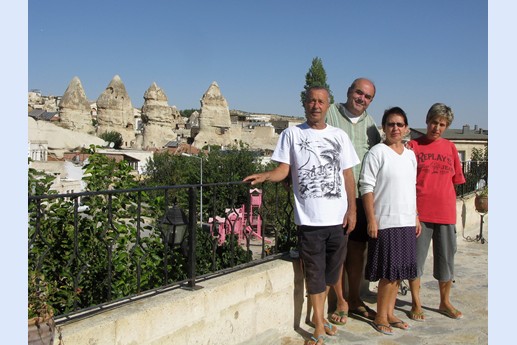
top-left (28, 269), bottom-right (55, 319)
top-left (28, 145), bottom-right (286, 316)
top-left (99, 131), bottom-right (123, 149)
top-left (462, 145), bottom-right (488, 196)
top-left (471, 145), bottom-right (488, 197)
top-left (180, 108), bottom-right (200, 118)
top-left (471, 145), bottom-right (488, 162)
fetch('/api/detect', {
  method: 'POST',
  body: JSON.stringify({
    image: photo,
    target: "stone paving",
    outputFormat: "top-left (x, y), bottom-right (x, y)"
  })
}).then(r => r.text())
top-left (271, 218), bottom-right (488, 345)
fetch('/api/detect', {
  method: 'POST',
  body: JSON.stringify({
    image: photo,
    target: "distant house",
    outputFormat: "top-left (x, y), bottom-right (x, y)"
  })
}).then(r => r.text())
top-left (163, 139), bottom-right (181, 149)
top-left (270, 118), bottom-right (305, 135)
top-left (409, 124), bottom-right (488, 161)
top-left (28, 109), bottom-right (59, 122)
top-left (28, 140), bottom-right (48, 161)
top-left (29, 160), bottom-right (85, 197)
top-left (63, 149), bottom-right (154, 175)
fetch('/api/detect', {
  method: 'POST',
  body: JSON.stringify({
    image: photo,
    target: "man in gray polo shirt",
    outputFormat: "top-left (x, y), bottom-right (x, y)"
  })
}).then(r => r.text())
top-left (326, 78), bottom-right (381, 324)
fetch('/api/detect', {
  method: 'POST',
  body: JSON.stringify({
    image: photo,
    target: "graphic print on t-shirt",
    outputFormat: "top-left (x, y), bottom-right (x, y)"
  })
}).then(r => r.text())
top-left (296, 136), bottom-right (342, 199)
top-left (415, 152), bottom-right (455, 176)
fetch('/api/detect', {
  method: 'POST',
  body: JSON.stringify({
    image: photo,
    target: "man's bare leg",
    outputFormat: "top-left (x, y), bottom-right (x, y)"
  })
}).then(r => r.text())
top-left (309, 287), bottom-right (336, 343)
top-left (329, 266), bottom-right (348, 324)
top-left (345, 240), bottom-right (376, 319)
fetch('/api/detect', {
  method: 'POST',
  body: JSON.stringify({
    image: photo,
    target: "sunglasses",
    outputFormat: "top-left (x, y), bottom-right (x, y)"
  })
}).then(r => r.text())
top-left (386, 122), bottom-right (406, 128)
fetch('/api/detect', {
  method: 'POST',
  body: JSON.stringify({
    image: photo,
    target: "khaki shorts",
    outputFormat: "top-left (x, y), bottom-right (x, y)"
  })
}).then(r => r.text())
top-left (416, 222), bottom-right (457, 281)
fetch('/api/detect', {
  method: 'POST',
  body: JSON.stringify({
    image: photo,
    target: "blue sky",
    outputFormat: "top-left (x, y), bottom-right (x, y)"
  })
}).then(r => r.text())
top-left (28, 0), bottom-right (487, 129)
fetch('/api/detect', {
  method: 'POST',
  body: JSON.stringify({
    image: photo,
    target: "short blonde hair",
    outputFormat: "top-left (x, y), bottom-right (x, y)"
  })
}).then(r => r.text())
top-left (426, 103), bottom-right (454, 127)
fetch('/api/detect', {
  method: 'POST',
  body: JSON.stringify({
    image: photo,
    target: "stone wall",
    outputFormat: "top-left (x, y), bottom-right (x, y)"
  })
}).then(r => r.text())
top-left (54, 258), bottom-right (303, 345)
top-left (53, 194), bottom-right (485, 345)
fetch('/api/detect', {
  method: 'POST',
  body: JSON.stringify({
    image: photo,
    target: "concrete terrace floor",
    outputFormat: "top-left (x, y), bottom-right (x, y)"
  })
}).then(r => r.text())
top-left (261, 218), bottom-right (489, 345)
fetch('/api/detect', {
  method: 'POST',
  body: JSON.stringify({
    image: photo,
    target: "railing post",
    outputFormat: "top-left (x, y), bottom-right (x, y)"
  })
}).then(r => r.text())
top-left (184, 186), bottom-right (203, 290)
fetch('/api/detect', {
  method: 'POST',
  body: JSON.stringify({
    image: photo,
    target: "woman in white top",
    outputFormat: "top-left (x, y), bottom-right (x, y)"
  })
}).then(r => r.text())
top-left (359, 106), bottom-right (421, 335)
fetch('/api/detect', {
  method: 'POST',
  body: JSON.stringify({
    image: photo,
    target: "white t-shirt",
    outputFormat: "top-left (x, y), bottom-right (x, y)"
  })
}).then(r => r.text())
top-left (359, 143), bottom-right (417, 229)
top-left (272, 122), bottom-right (360, 226)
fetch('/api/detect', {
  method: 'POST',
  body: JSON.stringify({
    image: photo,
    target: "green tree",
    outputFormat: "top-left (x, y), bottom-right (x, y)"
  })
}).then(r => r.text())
top-left (202, 145), bottom-right (258, 217)
top-left (143, 144), bottom-right (258, 219)
top-left (300, 57), bottom-right (334, 106)
top-left (82, 145), bottom-right (137, 191)
top-left (144, 151), bottom-right (191, 187)
top-left (471, 145), bottom-right (488, 162)
top-left (180, 109), bottom-right (200, 118)
top-left (99, 131), bottom-right (123, 149)
top-left (469, 144), bottom-right (488, 190)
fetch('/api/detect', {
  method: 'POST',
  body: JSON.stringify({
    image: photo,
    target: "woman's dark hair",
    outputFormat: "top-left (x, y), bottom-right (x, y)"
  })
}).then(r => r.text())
top-left (381, 106), bottom-right (408, 126)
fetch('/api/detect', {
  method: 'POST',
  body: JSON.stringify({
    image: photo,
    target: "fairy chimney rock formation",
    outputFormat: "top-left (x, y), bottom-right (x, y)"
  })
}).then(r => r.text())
top-left (58, 76), bottom-right (94, 133)
top-left (199, 81), bottom-right (232, 130)
top-left (96, 75), bottom-right (135, 147)
top-left (141, 82), bottom-right (183, 149)
top-left (193, 81), bottom-right (236, 148)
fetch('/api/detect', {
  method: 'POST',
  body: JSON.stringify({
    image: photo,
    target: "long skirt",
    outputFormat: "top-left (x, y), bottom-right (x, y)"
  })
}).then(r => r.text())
top-left (365, 226), bottom-right (417, 282)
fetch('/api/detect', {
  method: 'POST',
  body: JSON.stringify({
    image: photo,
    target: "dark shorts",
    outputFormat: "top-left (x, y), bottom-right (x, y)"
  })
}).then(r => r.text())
top-left (348, 198), bottom-right (368, 242)
top-left (298, 224), bottom-right (347, 294)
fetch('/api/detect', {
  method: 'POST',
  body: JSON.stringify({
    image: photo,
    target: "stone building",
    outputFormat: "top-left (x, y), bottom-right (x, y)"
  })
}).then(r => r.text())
top-left (28, 89), bottom-right (60, 112)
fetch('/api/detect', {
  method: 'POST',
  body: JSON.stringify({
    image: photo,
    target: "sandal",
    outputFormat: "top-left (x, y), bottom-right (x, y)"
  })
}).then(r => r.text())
top-left (305, 335), bottom-right (325, 345)
top-left (350, 305), bottom-right (376, 320)
top-left (390, 320), bottom-right (411, 330)
top-left (438, 308), bottom-right (463, 319)
top-left (372, 322), bottom-right (393, 335)
top-left (323, 321), bottom-right (337, 335)
top-left (408, 310), bottom-right (425, 322)
top-left (328, 310), bottom-right (348, 325)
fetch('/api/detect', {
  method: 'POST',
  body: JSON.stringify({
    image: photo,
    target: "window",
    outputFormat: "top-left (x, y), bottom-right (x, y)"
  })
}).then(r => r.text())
top-left (458, 150), bottom-right (466, 162)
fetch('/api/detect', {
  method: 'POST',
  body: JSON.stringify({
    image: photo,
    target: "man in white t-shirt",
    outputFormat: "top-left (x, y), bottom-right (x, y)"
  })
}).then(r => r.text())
top-left (244, 86), bottom-right (359, 345)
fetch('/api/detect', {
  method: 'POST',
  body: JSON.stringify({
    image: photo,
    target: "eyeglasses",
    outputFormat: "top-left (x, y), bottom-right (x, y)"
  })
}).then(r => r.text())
top-left (386, 122), bottom-right (406, 128)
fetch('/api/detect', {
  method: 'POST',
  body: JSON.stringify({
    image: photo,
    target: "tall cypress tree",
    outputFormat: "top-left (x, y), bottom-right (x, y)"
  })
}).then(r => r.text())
top-left (300, 57), bottom-right (334, 106)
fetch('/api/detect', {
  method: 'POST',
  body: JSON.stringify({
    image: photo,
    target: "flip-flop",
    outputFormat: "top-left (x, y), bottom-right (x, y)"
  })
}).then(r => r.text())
top-left (438, 308), bottom-right (463, 319)
top-left (305, 335), bottom-right (325, 345)
top-left (372, 322), bottom-right (393, 335)
top-left (408, 310), bottom-right (426, 322)
top-left (390, 320), bottom-right (411, 330)
top-left (323, 321), bottom-right (337, 335)
top-left (350, 305), bottom-right (376, 320)
top-left (328, 310), bottom-right (348, 325)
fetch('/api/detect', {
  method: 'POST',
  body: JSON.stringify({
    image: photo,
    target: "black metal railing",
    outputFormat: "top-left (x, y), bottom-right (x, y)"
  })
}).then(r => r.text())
top-left (456, 160), bottom-right (488, 197)
top-left (30, 160), bottom-right (485, 321)
top-left (28, 181), bottom-right (296, 321)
